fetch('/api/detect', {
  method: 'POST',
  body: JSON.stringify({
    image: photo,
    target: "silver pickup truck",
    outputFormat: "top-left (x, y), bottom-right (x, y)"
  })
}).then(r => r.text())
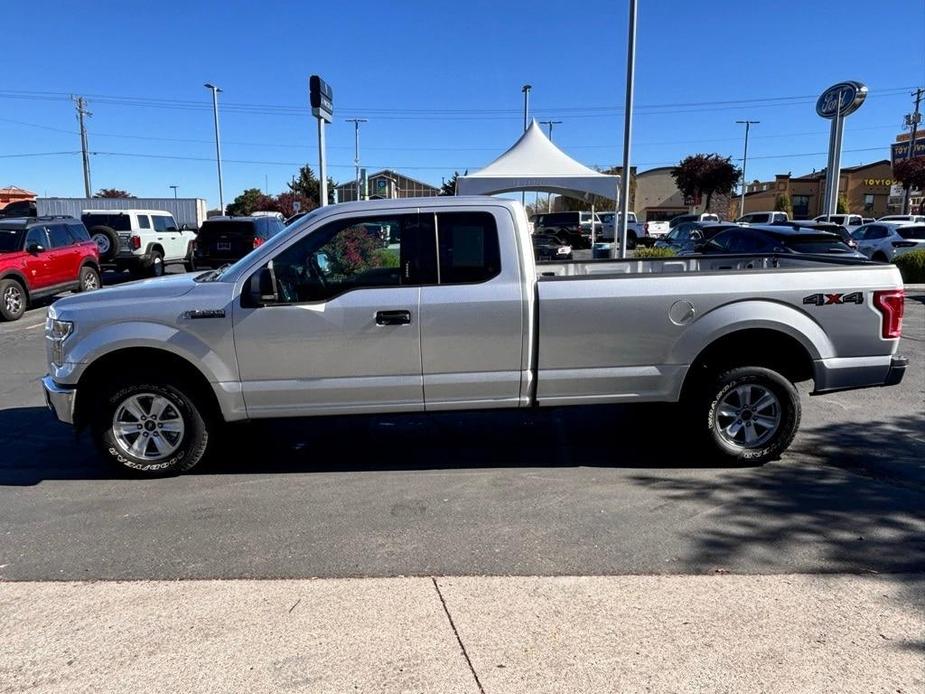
top-left (42, 197), bottom-right (907, 475)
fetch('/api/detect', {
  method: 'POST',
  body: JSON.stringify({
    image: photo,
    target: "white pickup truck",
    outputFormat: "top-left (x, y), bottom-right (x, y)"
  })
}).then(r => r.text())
top-left (42, 197), bottom-right (907, 475)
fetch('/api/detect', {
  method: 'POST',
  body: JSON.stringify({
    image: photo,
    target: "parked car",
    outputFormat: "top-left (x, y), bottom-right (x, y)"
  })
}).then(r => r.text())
top-left (532, 233), bottom-right (573, 261)
top-left (192, 216), bottom-right (286, 269)
top-left (42, 197), bottom-right (906, 476)
top-left (531, 211), bottom-right (597, 248)
top-left (772, 221), bottom-right (857, 248)
top-left (878, 214), bottom-right (925, 224)
top-left (693, 225), bottom-right (864, 258)
top-left (736, 211), bottom-right (790, 225)
top-left (851, 222), bottom-right (925, 262)
top-left (597, 212), bottom-right (644, 248)
top-left (654, 222), bottom-right (740, 254)
top-left (0, 200), bottom-right (37, 218)
top-left (81, 209), bottom-right (197, 276)
top-left (0, 216), bottom-right (100, 321)
top-left (669, 213), bottom-right (721, 228)
top-left (643, 219), bottom-right (671, 238)
top-left (813, 214), bottom-right (863, 229)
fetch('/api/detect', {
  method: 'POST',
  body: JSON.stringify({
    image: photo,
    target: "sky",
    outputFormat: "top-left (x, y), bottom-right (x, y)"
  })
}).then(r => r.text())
top-left (3, 0), bottom-right (924, 210)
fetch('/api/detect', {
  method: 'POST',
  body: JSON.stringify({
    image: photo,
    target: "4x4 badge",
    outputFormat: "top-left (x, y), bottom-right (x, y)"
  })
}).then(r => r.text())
top-left (803, 292), bottom-right (864, 306)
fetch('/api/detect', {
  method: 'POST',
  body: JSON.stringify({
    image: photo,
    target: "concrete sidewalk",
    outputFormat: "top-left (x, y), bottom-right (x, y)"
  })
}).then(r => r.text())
top-left (1, 575), bottom-right (922, 693)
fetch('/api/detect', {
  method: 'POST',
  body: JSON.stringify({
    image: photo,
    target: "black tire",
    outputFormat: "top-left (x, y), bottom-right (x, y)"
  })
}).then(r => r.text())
top-left (872, 252), bottom-right (888, 263)
top-left (183, 242), bottom-right (196, 272)
top-left (148, 250), bottom-right (165, 277)
top-left (691, 366), bottom-right (801, 465)
top-left (0, 278), bottom-right (27, 321)
top-left (91, 381), bottom-right (211, 476)
top-left (626, 232), bottom-right (637, 250)
top-left (77, 265), bottom-right (101, 292)
top-left (88, 226), bottom-right (120, 262)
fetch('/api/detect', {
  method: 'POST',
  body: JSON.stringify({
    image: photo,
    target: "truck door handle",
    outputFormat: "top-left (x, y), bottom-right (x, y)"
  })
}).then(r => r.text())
top-left (375, 310), bottom-right (411, 326)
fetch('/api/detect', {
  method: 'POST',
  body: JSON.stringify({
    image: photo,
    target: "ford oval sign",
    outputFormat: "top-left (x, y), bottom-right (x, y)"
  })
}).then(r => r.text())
top-left (816, 81), bottom-right (868, 119)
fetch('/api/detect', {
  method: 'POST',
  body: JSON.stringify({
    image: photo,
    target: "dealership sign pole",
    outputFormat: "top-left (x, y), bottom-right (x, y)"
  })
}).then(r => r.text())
top-left (817, 81), bottom-right (867, 217)
top-left (310, 76), bottom-right (334, 207)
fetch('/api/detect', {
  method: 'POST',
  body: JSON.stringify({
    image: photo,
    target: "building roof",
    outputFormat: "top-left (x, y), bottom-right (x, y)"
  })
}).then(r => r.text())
top-left (636, 166), bottom-right (676, 176)
top-left (794, 159), bottom-right (891, 180)
top-left (335, 169), bottom-right (439, 191)
top-left (0, 185), bottom-right (37, 197)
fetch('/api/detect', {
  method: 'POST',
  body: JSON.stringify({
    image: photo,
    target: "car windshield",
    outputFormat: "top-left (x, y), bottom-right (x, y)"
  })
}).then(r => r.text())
top-left (0, 227), bottom-right (24, 252)
top-left (897, 226), bottom-right (925, 240)
top-left (81, 213), bottom-right (133, 231)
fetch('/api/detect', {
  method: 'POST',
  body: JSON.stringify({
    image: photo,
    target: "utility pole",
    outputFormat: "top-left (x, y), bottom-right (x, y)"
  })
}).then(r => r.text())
top-left (346, 118), bottom-right (368, 201)
top-left (521, 84), bottom-right (532, 207)
top-left (204, 84), bottom-right (225, 213)
top-left (169, 185), bottom-right (178, 199)
top-left (73, 96), bottom-right (92, 197)
top-left (903, 87), bottom-right (923, 215)
top-left (617, 0), bottom-right (637, 259)
top-left (539, 120), bottom-right (562, 212)
top-left (736, 120), bottom-right (759, 218)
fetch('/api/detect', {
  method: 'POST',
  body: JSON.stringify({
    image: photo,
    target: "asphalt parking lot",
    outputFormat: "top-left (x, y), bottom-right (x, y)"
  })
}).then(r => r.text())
top-left (0, 273), bottom-right (923, 583)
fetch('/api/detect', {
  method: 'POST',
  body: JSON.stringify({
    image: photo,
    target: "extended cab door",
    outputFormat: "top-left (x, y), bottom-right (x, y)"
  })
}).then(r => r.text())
top-left (232, 210), bottom-right (432, 417)
top-left (420, 209), bottom-right (528, 409)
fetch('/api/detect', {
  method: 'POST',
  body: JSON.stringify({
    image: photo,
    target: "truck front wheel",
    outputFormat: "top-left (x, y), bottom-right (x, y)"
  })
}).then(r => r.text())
top-left (91, 381), bottom-right (210, 476)
top-left (693, 366), bottom-right (801, 464)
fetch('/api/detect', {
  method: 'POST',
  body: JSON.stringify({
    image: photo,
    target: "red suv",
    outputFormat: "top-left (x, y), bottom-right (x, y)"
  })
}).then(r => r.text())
top-left (0, 216), bottom-right (101, 321)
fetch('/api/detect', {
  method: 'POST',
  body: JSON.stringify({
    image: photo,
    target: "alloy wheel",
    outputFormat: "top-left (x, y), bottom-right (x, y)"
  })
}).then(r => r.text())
top-left (714, 383), bottom-right (781, 449)
top-left (111, 393), bottom-right (186, 461)
top-left (3, 285), bottom-right (23, 315)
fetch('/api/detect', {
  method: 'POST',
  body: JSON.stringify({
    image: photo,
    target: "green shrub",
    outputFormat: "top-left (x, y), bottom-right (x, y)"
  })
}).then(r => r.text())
top-left (894, 249), bottom-right (925, 283)
top-left (633, 246), bottom-right (677, 258)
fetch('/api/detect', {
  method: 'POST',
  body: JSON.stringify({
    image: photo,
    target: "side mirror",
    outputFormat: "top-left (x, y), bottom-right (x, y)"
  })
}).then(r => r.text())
top-left (245, 265), bottom-right (278, 307)
top-left (27, 242), bottom-right (45, 254)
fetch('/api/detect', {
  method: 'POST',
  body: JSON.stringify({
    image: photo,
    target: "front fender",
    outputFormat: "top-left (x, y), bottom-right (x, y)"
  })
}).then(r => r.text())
top-left (59, 320), bottom-right (237, 385)
top-left (669, 299), bottom-right (835, 365)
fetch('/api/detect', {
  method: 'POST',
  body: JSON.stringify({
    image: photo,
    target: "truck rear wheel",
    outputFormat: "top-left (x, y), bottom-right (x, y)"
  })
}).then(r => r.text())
top-left (91, 381), bottom-right (210, 476)
top-left (692, 366), bottom-right (801, 464)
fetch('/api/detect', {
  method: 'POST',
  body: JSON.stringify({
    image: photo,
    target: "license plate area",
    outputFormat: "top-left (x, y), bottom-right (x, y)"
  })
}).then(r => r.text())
top-left (217, 242), bottom-right (231, 251)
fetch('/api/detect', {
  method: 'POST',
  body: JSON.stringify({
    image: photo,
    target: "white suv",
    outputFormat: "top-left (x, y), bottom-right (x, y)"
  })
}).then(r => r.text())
top-left (81, 210), bottom-right (198, 277)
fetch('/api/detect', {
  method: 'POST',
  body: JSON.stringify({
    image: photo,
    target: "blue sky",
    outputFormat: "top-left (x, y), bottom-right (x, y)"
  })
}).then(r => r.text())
top-left (3, 0), bottom-right (924, 209)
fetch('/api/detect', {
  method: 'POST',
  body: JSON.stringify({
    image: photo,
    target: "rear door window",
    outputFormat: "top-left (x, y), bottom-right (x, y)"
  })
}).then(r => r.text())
top-left (137, 215), bottom-right (151, 229)
top-left (436, 212), bottom-right (501, 284)
top-left (67, 223), bottom-right (91, 243)
top-left (48, 224), bottom-right (74, 248)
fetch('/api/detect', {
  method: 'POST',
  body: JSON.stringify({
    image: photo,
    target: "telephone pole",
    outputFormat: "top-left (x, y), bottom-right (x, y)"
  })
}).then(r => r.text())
top-left (345, 118), bottom-right (368, 201)
top-left (736, 120), bottom-right (759, 218)
top-left (903, 88), bottom-right (923, 215)
top-left (539, 120), bottom-right (562, 211)
top-left (73, 96), bottom-right (92, 197)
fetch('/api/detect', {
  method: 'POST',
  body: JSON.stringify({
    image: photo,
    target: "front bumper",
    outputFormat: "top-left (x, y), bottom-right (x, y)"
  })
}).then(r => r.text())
top-left (42, 375), bottom-right (76, 425)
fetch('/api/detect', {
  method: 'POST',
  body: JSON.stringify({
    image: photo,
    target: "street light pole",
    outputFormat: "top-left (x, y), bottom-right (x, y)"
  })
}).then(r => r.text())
top-left (521, 84), bottom-right (532, 207)
top-left (903, 88), bottom-right (923, 215)
top-left (736, 120), bottom-right (759, 218)
top-left (346, 118), bottom-right (368, 201)
top-left (539, 120), bottom-right (562, 212)
top-left (204, 84), bottom-right (225, 213)
top-left (617, 0), bottom-right (637, 259)
top-left (169, 185), bottom-right (178, 200)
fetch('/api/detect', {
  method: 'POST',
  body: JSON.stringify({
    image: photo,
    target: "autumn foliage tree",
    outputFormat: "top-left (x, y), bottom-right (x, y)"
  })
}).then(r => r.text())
top-left (225, 188), bottom-right (277, 216)
top-left (671, 154), bottom-right (741, 212)
top-left (94, 188), bottom-right (134, 198)
top-left (893, 157), bottom-right (925, 194)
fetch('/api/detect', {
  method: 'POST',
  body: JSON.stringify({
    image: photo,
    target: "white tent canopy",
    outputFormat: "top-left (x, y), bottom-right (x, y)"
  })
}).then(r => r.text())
top-left (456, 120), bottom-right (620, 202)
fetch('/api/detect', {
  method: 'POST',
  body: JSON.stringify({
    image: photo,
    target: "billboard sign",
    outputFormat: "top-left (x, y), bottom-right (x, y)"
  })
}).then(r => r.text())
top-left (310, 75), bottom-right (334, 123)
top-left (891, 138), bottom-right (925, 166)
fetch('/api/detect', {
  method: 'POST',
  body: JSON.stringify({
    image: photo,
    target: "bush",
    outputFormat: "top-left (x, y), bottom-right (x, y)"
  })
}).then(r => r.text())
top-left (633, 246), bottom-right (677, 258)
top-left (894, 249), bottom-right (925, 284)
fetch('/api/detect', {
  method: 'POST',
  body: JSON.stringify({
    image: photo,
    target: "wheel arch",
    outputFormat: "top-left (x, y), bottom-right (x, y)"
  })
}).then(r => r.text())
top-left (0, 270), bottom-right (30, 298)
top-left (74, 347), bottom-right (223, 430)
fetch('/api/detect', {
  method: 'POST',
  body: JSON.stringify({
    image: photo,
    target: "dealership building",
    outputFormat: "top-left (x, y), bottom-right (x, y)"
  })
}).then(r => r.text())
top-left (335, 170), bottom-right (440, 202)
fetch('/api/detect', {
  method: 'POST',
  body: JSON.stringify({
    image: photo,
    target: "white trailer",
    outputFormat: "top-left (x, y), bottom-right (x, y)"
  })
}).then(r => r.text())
top-left (36, 198), bottom-right (208, 229)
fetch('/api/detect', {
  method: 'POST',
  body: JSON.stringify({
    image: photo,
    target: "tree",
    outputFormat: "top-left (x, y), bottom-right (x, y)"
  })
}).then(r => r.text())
top-left (274, 191), bottom-right (316, 219)
top-left (226, 188), bottom-right (277, 216)
top-left (440, 172), bottom-right (460, 196)
top-left (836, 193), bottom-right (849, 214)
top-left (774, 192), bottom-right (793, 218)
top-left (287, 165), bottom-right (338, 206)
top-left (94, 188), bottom-right (133, 198)
top-left (671, 154), bottom-right (741, 212)
top-left (893, 157), bottom-right (925, 194)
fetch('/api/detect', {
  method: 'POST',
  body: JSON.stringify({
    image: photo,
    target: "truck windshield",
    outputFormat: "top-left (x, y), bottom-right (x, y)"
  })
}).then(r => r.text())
top-left (0, 227), bottom-right (24, 252)
top-left (81, 213), bottom-right (132, 231)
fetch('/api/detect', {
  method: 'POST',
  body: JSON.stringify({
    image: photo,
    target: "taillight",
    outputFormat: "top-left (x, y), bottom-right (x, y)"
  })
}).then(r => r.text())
top-left (252, 236), bottom-right (264, 249)
top-left (873, 289), bottom-right (905, 339)
top-left (130, 235), bottom-right (141, 250)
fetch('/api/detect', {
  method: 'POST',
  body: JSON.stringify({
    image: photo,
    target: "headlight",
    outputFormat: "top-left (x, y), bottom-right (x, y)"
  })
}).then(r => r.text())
top-left (47, 318), bottom-right (74, 341)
